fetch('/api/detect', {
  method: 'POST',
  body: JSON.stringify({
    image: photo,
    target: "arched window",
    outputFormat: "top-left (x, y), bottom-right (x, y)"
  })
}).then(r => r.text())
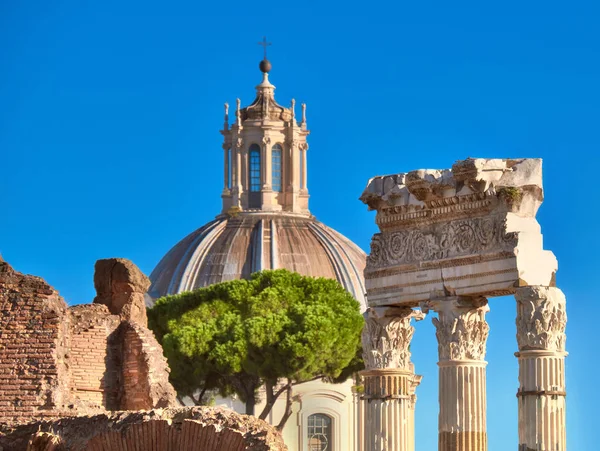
top-left (272, 144), bottom-right (282, 192)
top-left (249, 144), bottom-right (261, 192)
top-left (307, 414), bottom-right (332, 451)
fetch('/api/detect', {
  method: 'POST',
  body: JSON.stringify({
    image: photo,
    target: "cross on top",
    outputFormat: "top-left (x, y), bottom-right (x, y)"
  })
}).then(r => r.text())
top-left (258, 36), bottom-right (272, 60)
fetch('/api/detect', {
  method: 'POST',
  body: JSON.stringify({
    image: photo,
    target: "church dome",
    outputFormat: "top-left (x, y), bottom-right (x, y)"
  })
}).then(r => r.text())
top-left (149, 213), bottom-right (366, 308)
top-left (148, 58), bottom-right (366, 309)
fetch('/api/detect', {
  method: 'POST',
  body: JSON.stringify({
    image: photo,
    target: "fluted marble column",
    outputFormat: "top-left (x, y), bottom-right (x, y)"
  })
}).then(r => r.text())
top-left (515, 286), bottom-right (567, 451)
top-left (424, 297), bottom-right (489, 451)
top-left (361, 306), bottom-right (424, 451)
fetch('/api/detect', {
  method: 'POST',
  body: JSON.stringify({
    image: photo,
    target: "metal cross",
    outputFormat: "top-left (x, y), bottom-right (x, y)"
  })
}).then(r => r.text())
top-left (258, 36), bottom-right (272, 59)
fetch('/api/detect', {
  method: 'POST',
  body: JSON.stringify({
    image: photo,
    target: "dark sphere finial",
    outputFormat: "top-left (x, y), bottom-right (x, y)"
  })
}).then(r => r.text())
top-left (259, 59), bottom-right (272, 73)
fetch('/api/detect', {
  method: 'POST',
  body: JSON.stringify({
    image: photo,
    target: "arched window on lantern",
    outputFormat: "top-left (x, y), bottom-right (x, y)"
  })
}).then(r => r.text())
top-left (249, 144), bottom-right (261, 192)
top-left (248, 144), bottom-right (261, 208)
top-left (272, 144), bottom-right (282, 192)
top-left (307, 414), bottom-right (332, 451)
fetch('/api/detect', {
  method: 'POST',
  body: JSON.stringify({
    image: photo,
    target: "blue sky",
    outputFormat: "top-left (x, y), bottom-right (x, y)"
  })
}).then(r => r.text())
top-left (1, 1), bottom-right (598, 449)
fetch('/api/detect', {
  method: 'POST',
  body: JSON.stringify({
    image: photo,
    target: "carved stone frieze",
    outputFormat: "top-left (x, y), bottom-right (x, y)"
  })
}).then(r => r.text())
top-left (515, 286), bottom-right (567, 352)
top-left (423, 297), bottom-right (490, 362)
top-left (367, 215), bottom-right (517, 269)
top-left (362, 307), bottom-right (425, 370)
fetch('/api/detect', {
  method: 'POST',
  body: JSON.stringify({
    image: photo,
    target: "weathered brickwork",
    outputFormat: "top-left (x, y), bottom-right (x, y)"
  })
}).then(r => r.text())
top-left (0, 259), bottom-right (177, 427)
top-left (0, 262), bottom-right (69, 424)
top-left (68, 304), bottom-right (121, 411)
top-left (70, 325), bottom-right (107, 405)
top-left (121, 321), bottom-right (175, 410)
top-left (0, 407), bottom-right (288, 451)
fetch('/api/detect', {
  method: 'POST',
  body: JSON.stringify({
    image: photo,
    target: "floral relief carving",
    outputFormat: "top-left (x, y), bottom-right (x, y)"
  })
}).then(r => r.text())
top-left (515, 287), bottom-right (567, 352)
top-left (425, 298), bottom-right (489, 361)
top-left (362, 307), bottom-right (425, 370)
top-left (367, 216), bottom-right (517, 268)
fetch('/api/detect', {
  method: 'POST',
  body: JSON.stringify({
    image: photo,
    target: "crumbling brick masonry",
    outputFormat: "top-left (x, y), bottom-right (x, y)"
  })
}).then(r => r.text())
top-left (0, 258), bottom-right (177, 426)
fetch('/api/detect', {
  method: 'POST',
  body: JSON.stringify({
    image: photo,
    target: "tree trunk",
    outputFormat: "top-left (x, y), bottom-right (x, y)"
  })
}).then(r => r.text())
top-left (259, 380), bottom-right (275, 420)
top-left (245, 396), bottom-right (256, 415)
top-left (276, 379), bottom-right (294, 431)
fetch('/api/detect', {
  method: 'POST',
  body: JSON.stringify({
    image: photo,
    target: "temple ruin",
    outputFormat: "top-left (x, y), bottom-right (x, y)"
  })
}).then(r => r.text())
top-left (359, 158), bottom-right (567, 451)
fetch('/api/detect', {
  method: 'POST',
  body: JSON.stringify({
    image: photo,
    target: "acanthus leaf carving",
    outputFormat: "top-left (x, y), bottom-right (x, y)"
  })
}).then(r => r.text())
top-left (361, 307), bottom-right (425, 370)
top-left (515, 286), bottom-right (567, 352)
top-left (424, 298), bottom-right (489, 362)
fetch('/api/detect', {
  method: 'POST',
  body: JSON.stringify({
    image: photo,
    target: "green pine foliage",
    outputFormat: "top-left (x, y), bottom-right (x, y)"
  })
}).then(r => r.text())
top-left (148, 269), bottom-right (364, 425)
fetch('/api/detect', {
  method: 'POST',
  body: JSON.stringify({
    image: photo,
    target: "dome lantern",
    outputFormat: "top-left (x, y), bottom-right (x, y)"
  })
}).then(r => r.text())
top-left (221, 44), bottom-right (310, 214)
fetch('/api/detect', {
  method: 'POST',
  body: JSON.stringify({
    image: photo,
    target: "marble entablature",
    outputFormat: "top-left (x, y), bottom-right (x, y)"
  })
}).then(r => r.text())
top-left (360, 158), bottom-right (557, 307)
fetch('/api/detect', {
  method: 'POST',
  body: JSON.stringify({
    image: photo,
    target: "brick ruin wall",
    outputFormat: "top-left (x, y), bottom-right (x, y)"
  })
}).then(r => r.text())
top-left (0, 259), bottom-right (287, 450)
top-left (0, 259), bottom-right (177, 426)
top-left (0, 407), bottom-right (287, 451)
top-left (68, 304), bottom-right (121, 411)
top-left (0, 262), bottom-right (69, 425)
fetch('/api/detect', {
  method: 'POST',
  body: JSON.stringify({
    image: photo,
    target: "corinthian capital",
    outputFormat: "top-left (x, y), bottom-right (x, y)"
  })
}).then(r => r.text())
top-left (515, 286), bottom-right (567, 352)
top-left (423, 297), bottom-right (489, 362)
top-left (362, 306), bottom-right (425, 370)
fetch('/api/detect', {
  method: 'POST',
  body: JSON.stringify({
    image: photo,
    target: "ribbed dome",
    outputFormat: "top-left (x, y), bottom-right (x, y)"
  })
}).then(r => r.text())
top-left (148, 213), bottom-right (367, 309)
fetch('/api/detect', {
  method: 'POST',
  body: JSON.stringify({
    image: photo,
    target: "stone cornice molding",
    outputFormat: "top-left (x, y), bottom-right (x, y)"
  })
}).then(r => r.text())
top-left (361, 306), bottom-right (425, 370)
top-left (422, 297), bottom-right (490, 362)
top-left (515, 286), bottom-right (567, 352)
top-left (360, 158), bottom-right (544, 229)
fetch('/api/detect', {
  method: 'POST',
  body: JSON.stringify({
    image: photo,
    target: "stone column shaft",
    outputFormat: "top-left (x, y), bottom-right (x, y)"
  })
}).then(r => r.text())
top-left (515, 286), bottom-right (567, 451)
top-left (223, 146), bottom-right (230, 191)
top-left (301, 147), bottom-right (308, 191)
top-left (424, 297), bottom-right (489, 451)
top-left (438, 362), bottom-right (487, 451)
top-left (363, 370), bottom-right (415, 451)
top-left (262, 137), bottom-right (272, 191)
top-left (361, 306), bottom-right (424, 451)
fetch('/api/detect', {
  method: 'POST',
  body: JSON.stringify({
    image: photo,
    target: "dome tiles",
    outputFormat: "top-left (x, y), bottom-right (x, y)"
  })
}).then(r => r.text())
top-left (148, 213), bottom-right (367, 309)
